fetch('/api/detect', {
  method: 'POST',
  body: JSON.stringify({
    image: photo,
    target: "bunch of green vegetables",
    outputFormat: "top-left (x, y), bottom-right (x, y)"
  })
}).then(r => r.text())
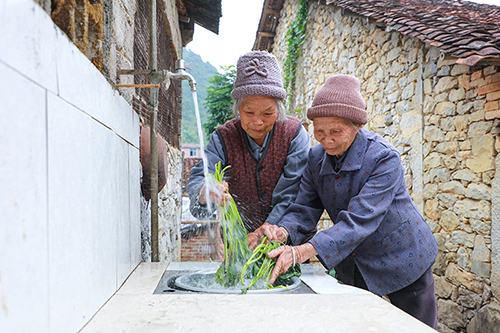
top-left (211, 162), bottom-right (301, 293)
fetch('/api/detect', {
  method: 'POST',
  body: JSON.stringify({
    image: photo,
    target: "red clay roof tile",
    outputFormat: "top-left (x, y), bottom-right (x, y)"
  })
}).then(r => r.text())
top-left (326, 0), bottom-right (500, 65)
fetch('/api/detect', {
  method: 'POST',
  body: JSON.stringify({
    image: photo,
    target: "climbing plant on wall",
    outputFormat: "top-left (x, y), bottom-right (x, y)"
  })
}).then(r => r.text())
top-left (283, 0), bottom-right (308, 113)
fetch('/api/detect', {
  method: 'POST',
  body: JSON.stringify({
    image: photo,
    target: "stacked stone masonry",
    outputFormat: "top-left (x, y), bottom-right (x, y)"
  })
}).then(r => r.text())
top-left (271, 1), bottom-right (500, 332)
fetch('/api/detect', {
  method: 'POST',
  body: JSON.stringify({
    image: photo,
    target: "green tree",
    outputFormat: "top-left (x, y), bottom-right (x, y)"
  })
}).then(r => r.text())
top-left (181, 49), bottom-right (218, 144)
top-left (203, 66), bottom-right (236, 135)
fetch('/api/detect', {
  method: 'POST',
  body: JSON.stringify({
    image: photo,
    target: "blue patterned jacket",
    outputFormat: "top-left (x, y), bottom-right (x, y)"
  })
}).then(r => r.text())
top-left (280, 128), bottom-right (438, 296)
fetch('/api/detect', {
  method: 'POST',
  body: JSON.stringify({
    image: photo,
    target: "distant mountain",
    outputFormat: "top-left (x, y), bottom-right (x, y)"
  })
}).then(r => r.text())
top-left (181, 48), bottom-right (218, 144)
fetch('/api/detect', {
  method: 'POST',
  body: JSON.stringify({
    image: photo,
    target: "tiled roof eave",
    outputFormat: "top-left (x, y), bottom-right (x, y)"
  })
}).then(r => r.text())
top-left (325, 0), bottom-right (500, 67)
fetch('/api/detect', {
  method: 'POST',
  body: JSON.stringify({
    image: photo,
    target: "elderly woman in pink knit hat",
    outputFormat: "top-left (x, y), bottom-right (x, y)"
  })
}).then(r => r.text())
top-left (253, 74), bottom-right (439, 329)
top-left (187, 51), bottom-right (310, 235)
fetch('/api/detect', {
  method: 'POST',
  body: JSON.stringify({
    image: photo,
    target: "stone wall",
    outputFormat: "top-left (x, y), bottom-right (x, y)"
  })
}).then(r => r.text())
top-left (271, 0), bottom-right (500, 331)
top-left (141, 143), bottom-right (183, 262)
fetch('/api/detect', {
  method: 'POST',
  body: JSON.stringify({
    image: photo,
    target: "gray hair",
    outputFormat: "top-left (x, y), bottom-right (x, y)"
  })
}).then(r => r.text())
top-left (233, 97), bottom-right (287, 122)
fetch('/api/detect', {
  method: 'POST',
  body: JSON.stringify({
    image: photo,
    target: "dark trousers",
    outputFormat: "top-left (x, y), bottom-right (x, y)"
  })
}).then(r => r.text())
top-left (354, 266), bottom-right (438, 330)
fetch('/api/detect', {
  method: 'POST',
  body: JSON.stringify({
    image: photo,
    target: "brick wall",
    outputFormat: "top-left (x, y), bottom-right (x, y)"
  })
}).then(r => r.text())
top-left (474, 67), bottom-right (500, 121)
top-left (181, 222), bottom-right (222, 262)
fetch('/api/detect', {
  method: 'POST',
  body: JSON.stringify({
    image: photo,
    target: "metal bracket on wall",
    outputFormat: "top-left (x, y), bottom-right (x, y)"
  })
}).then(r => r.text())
top-left (116, 69), bottom-right (166, 88)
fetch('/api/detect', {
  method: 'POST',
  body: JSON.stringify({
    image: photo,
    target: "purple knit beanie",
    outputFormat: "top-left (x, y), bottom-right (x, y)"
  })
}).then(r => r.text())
top-left (307, 75), bottom-right (367, 125)
top-left (231, 51), bottom-right (286, 100)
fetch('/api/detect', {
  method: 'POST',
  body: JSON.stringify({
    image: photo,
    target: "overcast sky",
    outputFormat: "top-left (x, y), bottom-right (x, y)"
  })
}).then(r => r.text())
top-left (186, 0), bottom-right (500, 71)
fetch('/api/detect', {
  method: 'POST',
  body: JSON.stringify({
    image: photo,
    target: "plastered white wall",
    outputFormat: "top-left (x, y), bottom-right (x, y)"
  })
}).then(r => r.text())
top-left (0, 1), bottom-right (141, 332)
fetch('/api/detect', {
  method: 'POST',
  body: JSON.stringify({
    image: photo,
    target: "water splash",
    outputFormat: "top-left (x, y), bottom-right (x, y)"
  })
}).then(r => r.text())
top-left (192, 91), bottom-right (213, 213)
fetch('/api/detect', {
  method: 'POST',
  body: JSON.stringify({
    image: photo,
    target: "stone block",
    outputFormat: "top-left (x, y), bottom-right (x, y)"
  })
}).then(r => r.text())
top-left (471, 235), bottom-right (491, 262)
top-left (437, 299), bottom-right (466, 331)
top-left (439, 210), bottom-right (460, 232)
top-left (470, 219), bottom-right (490, 235)
top-left (435, 274), bottom-right (455, 298)
top-left (401, 82), bottom-right (415, 100)
top-left (438, 65), bottom-right (451, 76)
top-left (470, 108), bottom-right (486, 122)
top-left (435, 76), bottom-right (458, 93)
top-left (457, 246), bottom-right (470, 269)
top-left (424, 198), bottom-right (439, 220)
top-left (467, 303), bottom-right (500, 333)
top-left (423, 183), bottom-right (438, 199)
top-left (435, 141), bottom-right (458, 154)
top-left (486, 101), bottom-right (500, 112)
top-left (471, 69), bottom-right (483, 81)
top-left (468, 121), bottom-right (492, 137)
top-left (440, 181), bottom-right (465, 195)
top-left (451, 64), bottom-right (469, 76)
top-left (454, 114), bottom-right (469, 131)
top-left (458, 74), bottom-right (470, 90)
top-left (424, 126), bottom-right (445, 141)
top-left (465, 183), bottom-right (491, 200)
top-left (486, 110), bottom-right (500, 120)
top-left (449, 88), bottom-right (466, 102)
top-left (453, 198), bottom-right (491, 220)
top-left (466, 156), bottom-right (495, 173)
top-left (483, 65), bottom-right (498, 77)
top-left (466, 89), bottom-right (478, 100)
top-left (471, 135), bottom-right (495, 157)
top-left (451, 230), bottom-right (475, 247)
top-left (435, 101), bottom-right (455, 116)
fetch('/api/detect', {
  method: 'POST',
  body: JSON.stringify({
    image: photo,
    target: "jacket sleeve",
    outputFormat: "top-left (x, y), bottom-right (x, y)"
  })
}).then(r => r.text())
top-left (186, 131), bottom-right (226, 219)
top-left (311, 147), bottom-right (406, 271)
top-left (265, 125), bottom-right (311, 225)
top-left (278, 147), bottom-right (324, 245)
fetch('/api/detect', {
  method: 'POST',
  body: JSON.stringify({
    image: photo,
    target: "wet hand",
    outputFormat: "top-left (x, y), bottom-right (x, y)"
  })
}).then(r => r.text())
top-left (247, 232), bottom-right (262, 250)
top-left (267, 243), bottom-right (318, 284)
top-left (267, 245), bottom-right (294, 284)
top-left (198, 180), bottom-right (232, 206)
top-left (254, 222), bottom-right (289, 243)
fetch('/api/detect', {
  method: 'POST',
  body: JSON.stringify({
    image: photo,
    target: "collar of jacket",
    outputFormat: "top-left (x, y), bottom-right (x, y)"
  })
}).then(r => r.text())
top-left (318, 129), bottom-right (367, 176)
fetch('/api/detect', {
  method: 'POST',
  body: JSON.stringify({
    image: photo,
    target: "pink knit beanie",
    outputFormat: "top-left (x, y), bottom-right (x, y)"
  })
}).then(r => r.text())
top-left (231, 51), bottom-right (286, 100)
top-left (307, 75), bottom-right (367, 125)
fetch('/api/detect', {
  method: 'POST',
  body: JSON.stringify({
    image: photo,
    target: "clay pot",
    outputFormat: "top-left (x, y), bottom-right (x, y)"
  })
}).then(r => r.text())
top-left (140, 126), bottom-right (168, 200)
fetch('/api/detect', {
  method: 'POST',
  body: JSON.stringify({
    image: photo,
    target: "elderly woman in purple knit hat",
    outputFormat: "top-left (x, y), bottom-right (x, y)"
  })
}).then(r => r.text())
top-left (252, 75), bottom-right (439, 329)
top-left (187, 51), bottom-right (310, 237)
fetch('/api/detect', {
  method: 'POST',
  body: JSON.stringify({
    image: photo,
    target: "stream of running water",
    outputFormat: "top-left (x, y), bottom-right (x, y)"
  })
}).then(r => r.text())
top-left (192, 90), bottom-right (213, 213)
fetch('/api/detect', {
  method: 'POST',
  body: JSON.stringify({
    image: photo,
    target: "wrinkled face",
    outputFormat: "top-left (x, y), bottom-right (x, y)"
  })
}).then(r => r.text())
top-left (313, 117), bottom-right (360, 157)
top-left (239, 96), bottom-right (278, 146)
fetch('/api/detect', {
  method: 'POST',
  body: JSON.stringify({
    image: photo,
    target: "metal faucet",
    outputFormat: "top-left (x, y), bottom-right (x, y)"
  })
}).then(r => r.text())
top-left (167, 59), bottom-right (197, 92)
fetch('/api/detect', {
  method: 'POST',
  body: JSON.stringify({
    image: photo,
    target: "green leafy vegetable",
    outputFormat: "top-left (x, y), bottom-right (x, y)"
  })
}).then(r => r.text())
top-left (211, 162), bottom-right (301, 293)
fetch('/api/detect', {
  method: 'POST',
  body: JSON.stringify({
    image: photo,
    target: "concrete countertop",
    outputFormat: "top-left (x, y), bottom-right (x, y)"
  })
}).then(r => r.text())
top-left (81, 262), bottom-right (437, 332)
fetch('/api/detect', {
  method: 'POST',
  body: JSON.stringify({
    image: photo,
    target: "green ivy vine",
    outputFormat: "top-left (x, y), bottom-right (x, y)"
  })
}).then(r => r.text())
top-left (283, 0), bottom-right (308, 113)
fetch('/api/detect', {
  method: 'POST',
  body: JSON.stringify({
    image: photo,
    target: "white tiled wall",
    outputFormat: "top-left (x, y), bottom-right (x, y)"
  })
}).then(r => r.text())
top-left (0, 1), bottom-right (141, 332)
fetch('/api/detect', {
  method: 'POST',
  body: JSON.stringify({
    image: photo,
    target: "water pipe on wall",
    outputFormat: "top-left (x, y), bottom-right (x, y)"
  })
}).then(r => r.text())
top-left (149, 0), bottom-right (159, 262)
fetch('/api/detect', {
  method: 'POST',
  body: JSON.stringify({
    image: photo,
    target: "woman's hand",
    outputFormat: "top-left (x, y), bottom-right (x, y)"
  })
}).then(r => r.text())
top-left (198, 179), bottom-right (232, 206)
top-left (248, 223), bottom-right (289, 250)
top-left (247, 232), bottom-right (262, 250)
top-left (253, 223), bottom-right (289, 243)
top-left (267, 243), bottom-right (318, 284)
